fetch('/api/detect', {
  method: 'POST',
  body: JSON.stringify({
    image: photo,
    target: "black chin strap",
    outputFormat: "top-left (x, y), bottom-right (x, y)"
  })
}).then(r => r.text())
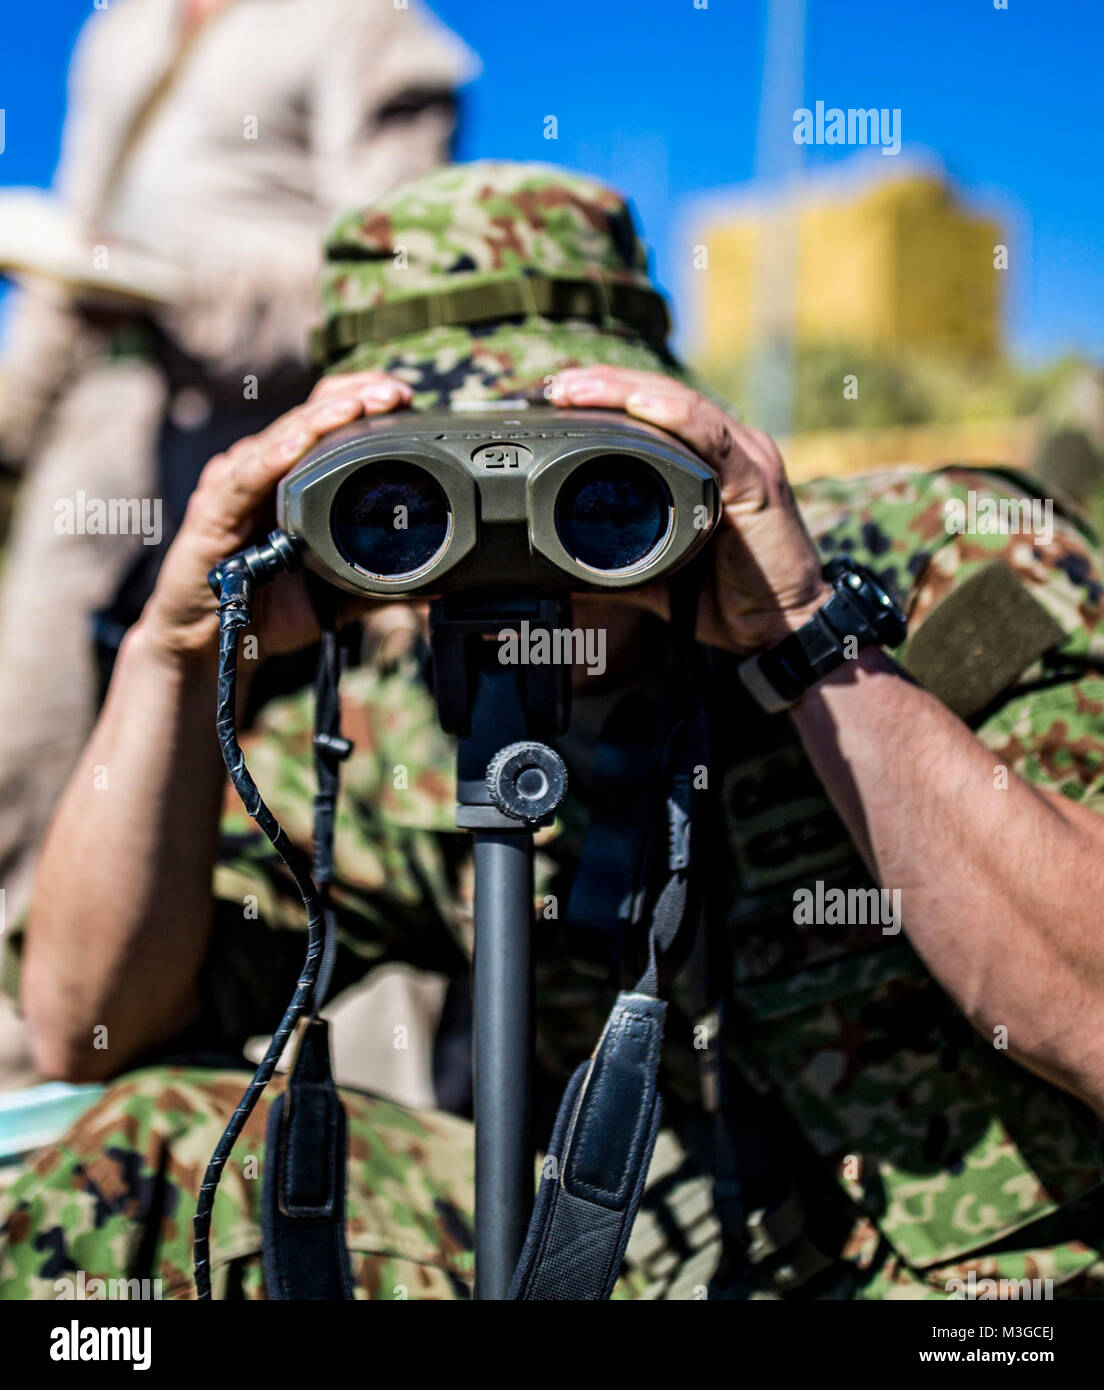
top-left (510, 566), bottom-right (711, 1300)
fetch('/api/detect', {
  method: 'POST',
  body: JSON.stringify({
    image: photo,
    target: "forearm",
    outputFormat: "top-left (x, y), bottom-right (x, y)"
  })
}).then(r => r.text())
top-left (20, 371), bottom-right (414, 1078)
top-left (24, 620), bottom-right (225, 1080)
top-left (790, 648), bottom-right (1104, 1112)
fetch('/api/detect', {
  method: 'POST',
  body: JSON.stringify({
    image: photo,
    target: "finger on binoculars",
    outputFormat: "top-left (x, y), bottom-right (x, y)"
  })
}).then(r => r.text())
top-left (217, 384), bottom-right (413, 513)
top-left (551, 366), bottom-right (771, 511)
top-left (308, 371), bottom-right (414, 406)
top-left (271, 382), bottom-right (407, 447)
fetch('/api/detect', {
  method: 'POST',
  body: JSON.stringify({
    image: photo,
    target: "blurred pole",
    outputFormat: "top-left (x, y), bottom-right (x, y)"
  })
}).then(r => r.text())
top-left (750, 0), bottom-right (806, 438)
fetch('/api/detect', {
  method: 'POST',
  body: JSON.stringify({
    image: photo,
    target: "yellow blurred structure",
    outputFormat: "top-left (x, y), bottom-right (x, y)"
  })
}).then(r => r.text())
top-left (695, 170), bottom-right (1005, 367)
top-left (781, 415), bottom-right (1038, 485)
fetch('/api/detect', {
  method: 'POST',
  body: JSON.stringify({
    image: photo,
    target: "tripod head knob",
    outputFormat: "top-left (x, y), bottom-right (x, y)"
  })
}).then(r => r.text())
top-left (486, 741), bottom-right (568, 823)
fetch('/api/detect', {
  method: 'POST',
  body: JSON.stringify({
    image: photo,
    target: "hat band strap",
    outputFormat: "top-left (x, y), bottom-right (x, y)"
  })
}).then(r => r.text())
top-left (311, 272), bottom-right (671, 367)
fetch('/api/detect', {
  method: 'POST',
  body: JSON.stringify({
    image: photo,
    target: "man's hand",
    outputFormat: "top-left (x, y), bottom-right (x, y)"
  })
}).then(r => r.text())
top-left (549, 366), bottom-right (830, 653)
top-left (143, 370), bottom-right (413, 663)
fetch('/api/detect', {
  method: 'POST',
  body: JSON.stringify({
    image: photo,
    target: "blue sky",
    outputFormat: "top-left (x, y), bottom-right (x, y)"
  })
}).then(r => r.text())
top-left (1, 0), bottom-right (1100, 363)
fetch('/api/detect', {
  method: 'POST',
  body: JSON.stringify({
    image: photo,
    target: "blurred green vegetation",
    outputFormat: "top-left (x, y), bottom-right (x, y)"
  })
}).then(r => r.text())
top-left (699, 345), bottom-right (1094, 434)
top-left (698, 346), bottom-right (1104, 536)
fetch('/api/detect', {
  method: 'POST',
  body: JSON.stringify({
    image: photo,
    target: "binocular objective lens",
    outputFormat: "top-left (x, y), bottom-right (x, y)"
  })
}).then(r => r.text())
top-left (332, 462), bottom-right (450, 578)
top-left (555, 455), bottom-right (671, 572)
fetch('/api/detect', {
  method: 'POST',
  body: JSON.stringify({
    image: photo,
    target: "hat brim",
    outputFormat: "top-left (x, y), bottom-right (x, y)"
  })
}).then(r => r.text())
top-left (322, 315), bottom-right (714, 406)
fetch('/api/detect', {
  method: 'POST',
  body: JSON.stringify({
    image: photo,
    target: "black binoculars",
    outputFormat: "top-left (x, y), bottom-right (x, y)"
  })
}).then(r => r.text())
top-left (276, 404), bottom-right (720, 597)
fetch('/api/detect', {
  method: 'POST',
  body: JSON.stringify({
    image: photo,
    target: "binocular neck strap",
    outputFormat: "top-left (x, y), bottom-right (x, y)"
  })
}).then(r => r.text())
top-left (508, 990), bottom-right (666, 1300)
top-left (508, 764), bottom-right (699, 1300)
top-left (262, 578), bottom-right (357, 1298)
top-left (306, 577), bottom-right (355, 1016)
top-left (262, 1017), bottom-right (356, 1301)
top-left (510, 575), bottom-right (710, 1301)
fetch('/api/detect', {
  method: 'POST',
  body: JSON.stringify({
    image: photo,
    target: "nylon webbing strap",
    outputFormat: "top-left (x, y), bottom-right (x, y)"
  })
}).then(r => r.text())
top-left (261, 1018), bottom-right (355, 1300)
top-left (310, 633), bottom-right (351, 1012)
top-left (311, 272), bottom-right (671, 366)
top-left (508, 569), bottom-right (707, 1300)
top-left (508, 770), bottom-right (693, 1302)
top-left (562, 691), bottom-right (669, 976)
top-left (263, 598), bottom-right (354, 1299)
top-left (305, 581), bottom-right (355, 1014)
top-left (508, 992), bottom-right (666, 1301)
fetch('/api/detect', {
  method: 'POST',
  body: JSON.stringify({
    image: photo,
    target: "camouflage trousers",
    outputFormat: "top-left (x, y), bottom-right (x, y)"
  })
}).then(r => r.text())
top-left (7, 1064), bottom-right (1104, 1302)
top-left (0, 1066), bottom-right (723, 1301)
top-left (0, 1067), bottom-right (477, 1300)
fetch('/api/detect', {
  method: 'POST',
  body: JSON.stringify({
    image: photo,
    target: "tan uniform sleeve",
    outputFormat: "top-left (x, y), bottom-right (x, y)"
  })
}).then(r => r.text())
top-left (309, 0), bottom-right (478, 223)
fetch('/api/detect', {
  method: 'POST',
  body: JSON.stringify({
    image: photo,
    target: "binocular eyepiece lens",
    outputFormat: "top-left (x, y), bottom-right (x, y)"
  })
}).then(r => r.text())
top-left (332, 462), bottom-right (450, 579)
top-left (555, 455), bottom-right (671, 573)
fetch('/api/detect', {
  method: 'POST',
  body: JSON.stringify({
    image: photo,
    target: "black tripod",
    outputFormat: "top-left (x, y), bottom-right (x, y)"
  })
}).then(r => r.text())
top-left (429, 592), bottom-right (572, 1300)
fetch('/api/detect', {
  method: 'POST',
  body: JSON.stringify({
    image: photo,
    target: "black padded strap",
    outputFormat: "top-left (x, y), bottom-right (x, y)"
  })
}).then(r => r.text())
top-left (509, 790), bottom-right (688, 1300)
top-left (261, 1018), bottom-right (355, 1300)
top-left (510, 572), bottom-right (709, 1301)
top-left (508, 993), bottom-right (666, 1301)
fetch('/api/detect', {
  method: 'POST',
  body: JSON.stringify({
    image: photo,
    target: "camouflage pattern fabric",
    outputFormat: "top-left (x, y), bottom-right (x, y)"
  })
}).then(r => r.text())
top-left (723, 465), bottom-right (1104, 1299)
top-left (312, 159), bottom-right (712, 406)
top-left (4, 164), bottom-right (1104, 1299)
top-left (0, 1068), bottom-right (475, 1301)
top-left (5, 463), bottom-right (1104, 1299)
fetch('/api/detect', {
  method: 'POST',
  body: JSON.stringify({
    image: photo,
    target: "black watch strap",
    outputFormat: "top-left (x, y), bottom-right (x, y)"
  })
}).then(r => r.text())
top-left (738, 560), bottom-right (906, 713)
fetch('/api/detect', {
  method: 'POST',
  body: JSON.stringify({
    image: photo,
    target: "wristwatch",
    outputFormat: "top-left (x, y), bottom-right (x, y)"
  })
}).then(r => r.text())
top-left (737, 556), bottom-right (908, 713)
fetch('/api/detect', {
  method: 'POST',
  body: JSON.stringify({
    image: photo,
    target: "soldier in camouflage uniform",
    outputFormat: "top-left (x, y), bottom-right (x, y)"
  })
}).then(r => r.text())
top-left (4, 161), bottom-right (1104, 1300)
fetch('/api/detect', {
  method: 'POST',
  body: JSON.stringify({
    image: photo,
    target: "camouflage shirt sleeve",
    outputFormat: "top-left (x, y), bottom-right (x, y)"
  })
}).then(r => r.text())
top-left (717, 466), bottom-right (1104, 1287)
top-left (803, 464), bottom-right (1104, 805)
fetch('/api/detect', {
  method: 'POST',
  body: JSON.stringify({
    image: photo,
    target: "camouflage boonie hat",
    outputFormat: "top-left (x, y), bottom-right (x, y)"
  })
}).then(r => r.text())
top-left (312, 160), bottom-right (693, 406)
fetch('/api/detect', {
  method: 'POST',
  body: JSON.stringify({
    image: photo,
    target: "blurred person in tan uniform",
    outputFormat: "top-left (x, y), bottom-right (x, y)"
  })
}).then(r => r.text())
top-left (0, 0), bottom-right (475, 923)
top-left (0, 0), bottom-right (474, 1095)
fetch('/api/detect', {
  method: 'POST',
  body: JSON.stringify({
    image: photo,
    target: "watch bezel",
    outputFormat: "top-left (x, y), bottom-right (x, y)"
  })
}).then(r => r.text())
top-left (822, 556), bottom-right (908, 647)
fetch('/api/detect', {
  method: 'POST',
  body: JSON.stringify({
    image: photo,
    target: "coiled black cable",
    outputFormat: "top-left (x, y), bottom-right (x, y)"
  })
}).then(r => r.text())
top-left (193, 549), bottom-right (328, 1301)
